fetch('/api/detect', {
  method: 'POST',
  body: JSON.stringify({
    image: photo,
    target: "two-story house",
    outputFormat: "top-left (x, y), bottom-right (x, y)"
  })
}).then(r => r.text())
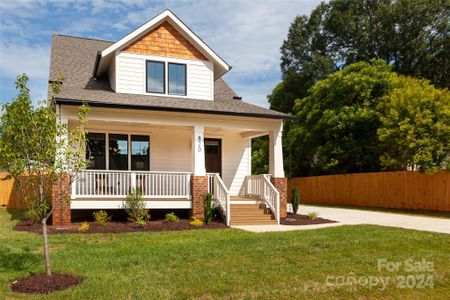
top-left (49, 10), bottom-right (292, 227)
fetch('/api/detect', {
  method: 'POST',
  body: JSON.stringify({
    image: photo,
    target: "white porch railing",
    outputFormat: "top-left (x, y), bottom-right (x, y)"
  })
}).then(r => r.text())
top-left (73, 170), bottom-right (192, 199)
top-left (207, 173), bottom-right (230, 226)
top-left (241, 174), bottom-right (280, 224)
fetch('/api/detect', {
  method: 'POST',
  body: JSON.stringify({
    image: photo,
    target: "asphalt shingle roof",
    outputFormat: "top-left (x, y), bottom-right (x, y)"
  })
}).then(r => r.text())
top-left (49, 35), bottom-right (292, 119)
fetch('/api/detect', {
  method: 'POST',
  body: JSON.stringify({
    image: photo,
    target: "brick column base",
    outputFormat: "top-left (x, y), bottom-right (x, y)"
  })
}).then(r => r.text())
top-left (51, 174), bottom-right (71, 226)
top-left (191, 176), bottom-right (208, 220)
top-left (271, 177), bottom-right (287, 219)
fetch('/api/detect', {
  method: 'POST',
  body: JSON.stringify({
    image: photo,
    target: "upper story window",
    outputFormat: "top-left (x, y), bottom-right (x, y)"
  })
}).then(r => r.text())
top-left (146, 61), bottom-right (165, 94)
top-left (146, 60), bottom-right (187, 96)
top-left (168, 63), bottom-right (186, 96)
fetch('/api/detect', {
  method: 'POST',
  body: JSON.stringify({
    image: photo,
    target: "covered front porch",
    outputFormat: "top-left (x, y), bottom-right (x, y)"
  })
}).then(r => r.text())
top-left (57, 106), bottom-right (287, 226)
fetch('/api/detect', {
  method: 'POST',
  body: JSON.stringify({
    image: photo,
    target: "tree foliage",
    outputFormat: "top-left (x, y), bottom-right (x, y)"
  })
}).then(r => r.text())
top-left (256, 0), bottom-right (450, 177)
top-left (0, 74), bottom-right (89, 275)
top-left (291, 60), bottom-right (393, 175)
top-left (377, 76), bottom-right (450, 173)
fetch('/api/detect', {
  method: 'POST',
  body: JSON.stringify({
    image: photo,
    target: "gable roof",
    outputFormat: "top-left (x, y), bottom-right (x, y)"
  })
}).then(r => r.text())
top-left (95, 9), bottom-right (230, 80)
top-left (49, 35), bottom-right (293, 120)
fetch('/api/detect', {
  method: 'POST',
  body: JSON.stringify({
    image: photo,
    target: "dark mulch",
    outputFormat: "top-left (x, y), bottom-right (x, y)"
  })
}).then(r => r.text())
top-left (14, 219), bottom-right (228, 234)
top-left (11, 273), bottom-right (82, 294)
top-left (281, 213), bottom-right (337, 225)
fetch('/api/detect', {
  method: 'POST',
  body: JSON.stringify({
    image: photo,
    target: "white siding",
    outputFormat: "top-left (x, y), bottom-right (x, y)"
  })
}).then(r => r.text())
top-left (187, 62), bottom-right (213, 100)
top-left (114, 52), bottom-right (213, 100)
top-left (115, 53), bottom-right (145, 95)
top-left (150, 128), bottom-right (192, 172)
top-left (212, 132), bottom-right (251, 195)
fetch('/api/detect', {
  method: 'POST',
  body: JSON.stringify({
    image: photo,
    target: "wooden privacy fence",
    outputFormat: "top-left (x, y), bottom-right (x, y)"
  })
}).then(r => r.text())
top-left (0, 172), bottom-right (31, 209)
top-left (288, 171), bottom-right (450, 212)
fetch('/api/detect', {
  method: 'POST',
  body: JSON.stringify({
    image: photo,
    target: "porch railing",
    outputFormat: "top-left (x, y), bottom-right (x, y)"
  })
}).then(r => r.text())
top-left (240, 174), bottom-right (280, 224)
top-left (73, 170), bottom-right (192, 199)
top-left (207, 173), bottom-right (230, 226)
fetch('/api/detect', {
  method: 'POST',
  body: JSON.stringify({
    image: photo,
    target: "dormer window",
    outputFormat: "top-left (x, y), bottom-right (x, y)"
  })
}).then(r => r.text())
top-left (146, 61), bottom-right (165, 94)
top-left (145, 61), bottom-right (187, 96)
top-left (168, 63), bottom-right (186, 96)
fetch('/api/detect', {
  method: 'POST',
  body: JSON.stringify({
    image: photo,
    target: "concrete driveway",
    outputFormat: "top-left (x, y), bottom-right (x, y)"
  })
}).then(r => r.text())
top-left (299, 205), bottom-right (450, 234)
top-left (233, 205), bottom-right (450, 234)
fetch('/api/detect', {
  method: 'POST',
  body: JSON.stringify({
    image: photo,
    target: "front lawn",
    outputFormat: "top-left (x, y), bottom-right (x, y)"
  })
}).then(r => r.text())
top-left (1, 208), bottom-right (449, 299)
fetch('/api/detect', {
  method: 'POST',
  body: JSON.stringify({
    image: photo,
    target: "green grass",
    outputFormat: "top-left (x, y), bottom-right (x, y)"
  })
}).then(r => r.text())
top-left (1, 208), bottom-right (449, 299)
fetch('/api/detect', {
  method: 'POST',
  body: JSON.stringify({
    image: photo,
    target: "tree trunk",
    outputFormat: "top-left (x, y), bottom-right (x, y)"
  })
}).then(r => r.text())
top-left (42, 219), bottom-right (52, 276)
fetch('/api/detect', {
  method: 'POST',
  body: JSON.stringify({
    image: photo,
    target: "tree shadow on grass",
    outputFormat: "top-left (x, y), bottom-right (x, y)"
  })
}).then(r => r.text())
top-left (0, 245), bottom-right (39, 272)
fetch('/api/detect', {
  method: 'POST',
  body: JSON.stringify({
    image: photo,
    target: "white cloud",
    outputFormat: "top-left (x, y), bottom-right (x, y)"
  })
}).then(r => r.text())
top-left (0, 43), bottom-right (50, 102)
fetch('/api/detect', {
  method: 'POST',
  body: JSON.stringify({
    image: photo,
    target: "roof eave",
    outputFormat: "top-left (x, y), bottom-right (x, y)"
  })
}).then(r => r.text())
top-left (54, 98), bottom-right (295, 120)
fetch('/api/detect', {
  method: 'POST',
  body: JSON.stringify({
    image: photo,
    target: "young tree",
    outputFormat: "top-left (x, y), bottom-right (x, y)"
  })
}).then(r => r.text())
top-left (0, 74), bottom-right (89, 275)
top-left (377, 76), bottom-right (450, 173)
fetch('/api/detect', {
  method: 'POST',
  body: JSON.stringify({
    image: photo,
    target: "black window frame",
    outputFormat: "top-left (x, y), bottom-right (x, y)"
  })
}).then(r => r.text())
top-left (85, 132), bottom-right (106, 170)
top-left (168, 62), bottom-right (187, 96)
top-left (146, 60), bottom-right (166, 94)
top-left (131, 135), bottom-right (150, 171)
top-left (108, 133), bottom-right (129, 171)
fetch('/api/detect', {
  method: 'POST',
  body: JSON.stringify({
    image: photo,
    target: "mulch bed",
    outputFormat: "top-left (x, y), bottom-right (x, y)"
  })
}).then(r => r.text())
top-left (11, 273), bottom-right (82, 294)
top-left (14, 219), bottom-right (228, 234)
top-left (281, 213), bottom-right (337, 225)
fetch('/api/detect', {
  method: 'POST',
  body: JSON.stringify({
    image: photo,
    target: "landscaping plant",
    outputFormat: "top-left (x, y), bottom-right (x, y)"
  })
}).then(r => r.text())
top-left (93, 210), bottom-right (111, 226)
top-left (308, 211), bottom-right (319, 220)
top-left (165, 212), bottom-right (179, 222)
top-left (189, 217), bottom-right (203, 227)
top-left (123, 187), bottom-right (149, 225)
top-left (0, 74), bottom-right (89, 276)
top-left (291, 187), bottom-right (300, 214)
top-left (204, 192), bottom-right (215, 224)
top-left (78, 222), bottom-right (90, 232)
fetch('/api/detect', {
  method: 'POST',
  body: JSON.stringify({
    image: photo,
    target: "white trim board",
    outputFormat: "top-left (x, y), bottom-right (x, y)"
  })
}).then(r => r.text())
top-left (71, 200), bottom-right (192, 209)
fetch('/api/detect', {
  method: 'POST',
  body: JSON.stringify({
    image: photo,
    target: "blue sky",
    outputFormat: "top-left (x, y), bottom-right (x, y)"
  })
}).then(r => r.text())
top-left (0, 0), bottom-right (320, 107)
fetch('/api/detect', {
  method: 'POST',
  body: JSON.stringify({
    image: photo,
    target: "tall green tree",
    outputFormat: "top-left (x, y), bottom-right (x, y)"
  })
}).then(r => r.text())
top-left (377, 76), bottom-right (450, 173)
top-left (290, 60), bottom-right (393, 175)
top-left (0, 74), bottom-right (89, 275)
top-left (259, 0), bottom-right (450, 177)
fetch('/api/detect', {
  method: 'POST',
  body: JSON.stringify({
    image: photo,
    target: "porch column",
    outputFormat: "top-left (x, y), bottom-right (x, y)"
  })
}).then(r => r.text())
top-left (191, 126), bottom-right (207, 220)
top-left (269, 123), bottom-right (285, 178)
top-left (269, 122), bottom-right (287, 219)
top-left (192, 125), bottom-right (206, 176)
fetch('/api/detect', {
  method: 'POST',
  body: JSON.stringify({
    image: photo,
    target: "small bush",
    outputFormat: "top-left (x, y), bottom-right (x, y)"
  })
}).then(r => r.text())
top-left (165, 212), bottom-right (179, 222)
top-left (308, 211), bottom-right (319, 220)
top-left (78, 222), bottom-right (90, 232)
top-left (291, 187), bottom-right (300, 214)
top-left (204, 193), bottom-right (220, 224)
top-left (123, 188), bottom-right (150, 225)
top-left (190, 217), bottom-right (203, 227)
top-left (93, 210), bottom-right (111, 226)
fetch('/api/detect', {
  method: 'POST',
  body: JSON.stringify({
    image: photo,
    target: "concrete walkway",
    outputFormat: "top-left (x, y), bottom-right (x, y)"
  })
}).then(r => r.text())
top-left (233, 205), bottom-right (450, 234)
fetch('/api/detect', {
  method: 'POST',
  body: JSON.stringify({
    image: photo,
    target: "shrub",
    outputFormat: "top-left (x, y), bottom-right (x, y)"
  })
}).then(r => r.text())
top-left (204, 193), bottom-right (214, 224)
top-left (165, 212), bottom-right (179, 222)
top-left (291, 187), bottom-right (300, 214)
top-left (308, 211), bottom-right (319, 221)
top-left (93, 210), bottom-right (111, 226)
top-left (78, 222), bottom-right (90, 232)
top-left (189, 217), bottom-right (203, 227)
top-left (123, 188), bottom-right (150, 225)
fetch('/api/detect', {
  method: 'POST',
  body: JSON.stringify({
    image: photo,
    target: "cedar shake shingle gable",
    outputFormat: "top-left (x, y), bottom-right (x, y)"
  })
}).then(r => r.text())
top-left (49, 34), bottom-right (292, 120)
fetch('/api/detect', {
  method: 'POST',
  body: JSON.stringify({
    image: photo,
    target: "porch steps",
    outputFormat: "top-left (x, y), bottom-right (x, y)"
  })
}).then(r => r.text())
top-left (229, 203), bottom-right (277, 225)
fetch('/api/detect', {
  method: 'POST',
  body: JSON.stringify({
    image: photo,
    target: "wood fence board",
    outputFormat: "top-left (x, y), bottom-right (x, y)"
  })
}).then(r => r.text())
top-left (288, 171), bottom-right (450, 212)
